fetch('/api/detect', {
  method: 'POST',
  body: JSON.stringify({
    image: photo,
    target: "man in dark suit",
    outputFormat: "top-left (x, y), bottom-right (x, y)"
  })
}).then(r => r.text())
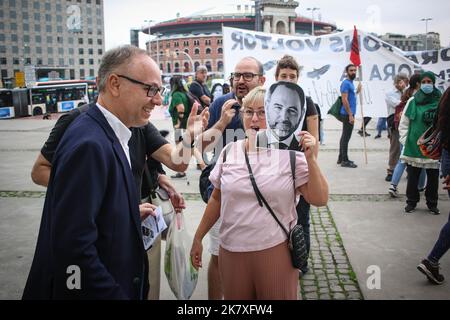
top-left (22, 45), bottom-right (204, 299)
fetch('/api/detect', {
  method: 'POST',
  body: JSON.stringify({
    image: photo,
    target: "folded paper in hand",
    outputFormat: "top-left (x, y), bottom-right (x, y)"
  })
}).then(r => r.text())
top-left (141, 206), bottom-right (167, 250)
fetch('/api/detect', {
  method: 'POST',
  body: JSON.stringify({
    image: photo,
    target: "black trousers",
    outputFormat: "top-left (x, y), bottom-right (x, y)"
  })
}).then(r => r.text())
top-left (406, 165), bottom-right (439, 208)
top-left (338, 115), bottom-right (354, 162)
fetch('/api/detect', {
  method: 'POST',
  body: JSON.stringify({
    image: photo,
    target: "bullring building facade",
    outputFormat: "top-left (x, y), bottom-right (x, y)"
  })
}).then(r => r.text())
top-left (142, 0), bottom-right (336, 77)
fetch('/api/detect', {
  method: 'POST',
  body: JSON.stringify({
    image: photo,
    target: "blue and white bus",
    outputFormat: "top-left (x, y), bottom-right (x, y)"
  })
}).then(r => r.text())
top-left (0, 89), bottom-right (14, 119)
top-left (28, 83), bottom-right (89, 115)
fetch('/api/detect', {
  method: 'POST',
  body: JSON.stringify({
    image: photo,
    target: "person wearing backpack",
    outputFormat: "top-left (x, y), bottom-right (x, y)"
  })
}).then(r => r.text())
top-left (190, 86), bottom-right (329, 299)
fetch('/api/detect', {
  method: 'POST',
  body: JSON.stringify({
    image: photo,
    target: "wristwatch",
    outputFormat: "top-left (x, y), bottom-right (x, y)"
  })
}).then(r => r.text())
top-left (179, 135), bottom-right (195, 148)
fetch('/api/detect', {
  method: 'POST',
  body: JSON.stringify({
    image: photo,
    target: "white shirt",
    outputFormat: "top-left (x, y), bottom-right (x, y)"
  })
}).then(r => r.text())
top-left (385, 89), bottom-right (402, 116)
top-left (96, 103), bottom-right (132, 168)
top-left (265, 129), bottom-right (297, 149)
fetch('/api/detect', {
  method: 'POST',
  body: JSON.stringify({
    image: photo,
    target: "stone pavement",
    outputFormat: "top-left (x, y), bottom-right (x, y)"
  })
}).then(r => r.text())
top-left (0, 110), bottom-right (449, 300)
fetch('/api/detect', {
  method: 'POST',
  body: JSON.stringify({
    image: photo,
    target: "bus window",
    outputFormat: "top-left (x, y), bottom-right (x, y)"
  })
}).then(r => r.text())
top-left (0, 90), bottom-right (14, 119)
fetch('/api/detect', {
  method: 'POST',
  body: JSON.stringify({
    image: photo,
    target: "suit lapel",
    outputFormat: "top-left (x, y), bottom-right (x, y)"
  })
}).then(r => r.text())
top-left (87, 105), bottom-right (143, 247)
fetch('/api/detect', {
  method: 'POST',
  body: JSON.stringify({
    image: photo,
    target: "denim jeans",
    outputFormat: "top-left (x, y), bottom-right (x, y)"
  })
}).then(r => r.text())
top-left (428, 149), bottom-right (450, 263)
top-left (376, 117), bottom-right (387, 135)
top-left (338, 115), bottom-right (354, 162)
top-left (391, 144), bottom-right (426, 189)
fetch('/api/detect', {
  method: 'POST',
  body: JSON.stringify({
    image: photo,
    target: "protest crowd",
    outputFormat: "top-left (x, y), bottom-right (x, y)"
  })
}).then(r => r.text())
top-left (21, 36), bottom-right (450, 300)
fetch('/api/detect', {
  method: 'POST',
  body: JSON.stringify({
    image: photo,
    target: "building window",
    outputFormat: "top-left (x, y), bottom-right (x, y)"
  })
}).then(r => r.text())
top-left (98, 49), bottom-right (103, 55)
top-left (174, 41), bottom-right (179, 47)
top-left (57, 26), bottom-right (63, 33)
top-left (79, 48), bottom-right (84, 54)
top-left (184, 62), bottom-right (190, 73)
top-left (23, 23), bottom-right (29, 31)
top-left (217, 60), bottom-right (223, 72)
top-left (33, 12), bottom-right (39, 20)
top-left (194, 48), bottom-right (200, 55)
top-left (47, 36), bottom-right (53, 43)
top-left (11, 34), bottom-right (18, 42)
top-left (206, 48), bottom-right (211, 55)
top-left (11, 23), bottom-right (17, 30)
top-left (217, 39), bottom-right (222, 45)
top-left (25, 58), bottom-right (31, 65)
top-left (97, 39), bottom-right (102, 45)
top-left (21, 0), bottom-right (28, 8)
top-left (58, 48), bottom-right (64, 55)
top-left (0, 46), bottom-right (5, 53)
top-left (45, 14), bottom-right (51, 22)
top-left (80, 69), bottom-right (85, 78)
top-left (12, 46), bottom-right (18, 54)
top-left (174, 62), bottom-right (180, 73)
top-left (205, 40), bottom-right (211, 45)
top-left (88, 48), bottom-right (93, 54)
top-left (183, 41), bottom-right (189, 46)
top-left (10, 11), bottom-right (17, 19)
top-left (57, 36), bottom-right (63, 44)
top-left (166, 63), bottom-right (171, 73)
top-left (184, 49), bottom-right (189, 55)
top-left (47, 47), bottom-right (53, 54)
top-left (79, 38), bottom-right (84, 45)
top-left (88, 38), bottom-right (93, 45)
top-left (89, 59), bottom-right (94, 65)
top-left (23, 12), bottom-right (28, 20)
top-left (48, 58), bottom-right (53, 65)
top-left (36, 47), bottom-right (42, 54)
top-left (68, 48), bottom-right (74, 54)
top-left (35, 35), bottom-right (41, 43)
top-left (45, 2), bottom-right (50, 10)
top-left (194, 40), bottom-right (199, 46)
top-left (205, 61), bottom-right (212, 72)
top-left (79, 59), bottom-right (84, 65)
top-left (1, 58), bottom-right (7, 65)
top-left (89, 69), bottom-right (95, 77)
top-left (194, 61), bottom-right (200, 71)
top-left (57, 15), bottom-right (62, 23)
top-left (69, 58), bottom-right (74, 65)
top-left (59, 58), bottom-right (64, 66)
top-left (34, 24), bottom-right (40, 32)
top-left (218, 47), bottom-right (223, 54)
top-left (33, 1), bottom-right (39, 10)
top-left (13, 58), bottom-right (19, 65)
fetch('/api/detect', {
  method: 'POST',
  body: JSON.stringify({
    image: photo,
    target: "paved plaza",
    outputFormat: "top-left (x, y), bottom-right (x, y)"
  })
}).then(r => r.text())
top-left (0, 109), bottom-right (449, 300)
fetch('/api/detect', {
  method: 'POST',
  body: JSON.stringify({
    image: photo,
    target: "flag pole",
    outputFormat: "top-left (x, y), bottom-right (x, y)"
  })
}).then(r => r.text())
top-left (358, 66), bottom-right (368, 164)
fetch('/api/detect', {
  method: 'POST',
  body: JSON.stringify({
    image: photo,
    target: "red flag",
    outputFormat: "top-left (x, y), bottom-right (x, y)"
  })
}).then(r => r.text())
top-left (350, 25), bottom-right (361, 67)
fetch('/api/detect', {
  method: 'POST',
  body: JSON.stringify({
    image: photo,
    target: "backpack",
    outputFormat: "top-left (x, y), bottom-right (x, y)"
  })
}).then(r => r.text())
top-left (199, 143), bottom-right (232, 203)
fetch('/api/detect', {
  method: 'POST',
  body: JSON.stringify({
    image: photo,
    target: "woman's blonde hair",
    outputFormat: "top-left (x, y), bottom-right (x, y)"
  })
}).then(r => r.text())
top-left (242, 86), bottom-right (266, 109)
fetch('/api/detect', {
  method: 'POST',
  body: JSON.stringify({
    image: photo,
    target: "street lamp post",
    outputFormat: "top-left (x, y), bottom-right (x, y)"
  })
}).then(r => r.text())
top-left (420, 18), bottom-right (432, 51)
top-left (307, 7), bottom-right (320, 36)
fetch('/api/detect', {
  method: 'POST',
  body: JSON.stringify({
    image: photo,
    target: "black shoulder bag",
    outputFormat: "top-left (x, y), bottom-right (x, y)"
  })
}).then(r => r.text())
top-left (244, 148), bottom-right (308, 269)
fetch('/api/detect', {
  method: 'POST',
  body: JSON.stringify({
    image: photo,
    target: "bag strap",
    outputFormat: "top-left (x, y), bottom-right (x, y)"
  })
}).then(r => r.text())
top-left (143, 162), bottom-right (157, 196)
top-left (244, 147), bottom-right (291, 238)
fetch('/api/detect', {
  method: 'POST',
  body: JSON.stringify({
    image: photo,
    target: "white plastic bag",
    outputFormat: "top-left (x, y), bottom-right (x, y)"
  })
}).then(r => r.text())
top-left (164, 212), bottom-right (198, 299)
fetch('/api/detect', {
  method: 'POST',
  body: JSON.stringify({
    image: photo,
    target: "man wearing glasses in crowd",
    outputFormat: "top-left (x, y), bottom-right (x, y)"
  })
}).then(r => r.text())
top-left (24, 45), bottom-right (208, 299)
top-left (189, 65), bottom-right (212, 110)
top-left (196, 56), bottom-right (266, 299)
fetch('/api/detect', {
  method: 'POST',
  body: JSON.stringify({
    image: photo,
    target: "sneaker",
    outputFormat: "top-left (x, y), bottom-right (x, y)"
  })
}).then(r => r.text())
top-left (337, 159), bottom-right (342, 165)
top-left (428, 206), bottom-right (440, 215)
top-left (341, 160), bottom-right (357, 168)
top-left (170, 172), bottom-right (186, 179)
top-left (417, 259), bottom-right (445, 285)
top-left (404, 204), bottom-right (416, 213)
top-left (357, 130), bottom-right (364, 137)
top-left (389, 185), bottom-right (398, 198)
top-left (374, 134), bottom-right (381, 139)
top-left (385, 174), bottom-right (393, 182)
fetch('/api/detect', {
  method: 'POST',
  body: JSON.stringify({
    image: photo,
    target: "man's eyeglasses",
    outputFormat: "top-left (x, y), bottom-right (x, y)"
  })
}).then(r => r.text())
top-left (231, 72), bottom-right (261, 82)
top-left (240, 109), bottom-right (266, 119)
top-left (117, 74), bottom-right (165, 97)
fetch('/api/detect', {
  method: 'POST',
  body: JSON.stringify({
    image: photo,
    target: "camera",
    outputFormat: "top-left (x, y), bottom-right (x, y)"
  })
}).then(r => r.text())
top-left (232, 103), bottom-right (241, 111)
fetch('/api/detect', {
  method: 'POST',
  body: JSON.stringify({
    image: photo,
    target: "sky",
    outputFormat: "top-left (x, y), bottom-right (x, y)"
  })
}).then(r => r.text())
top-left (104, 0), bottom-right (450, 50)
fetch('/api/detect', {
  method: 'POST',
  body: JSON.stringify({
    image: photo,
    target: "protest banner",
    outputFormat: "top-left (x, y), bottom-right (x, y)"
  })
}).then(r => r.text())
top-left (223, 27), bottom-right (450, 118)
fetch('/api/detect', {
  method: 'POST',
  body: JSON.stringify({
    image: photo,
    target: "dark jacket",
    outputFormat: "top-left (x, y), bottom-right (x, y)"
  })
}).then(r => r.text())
top-left (23, 104), bottom-right (145, 299)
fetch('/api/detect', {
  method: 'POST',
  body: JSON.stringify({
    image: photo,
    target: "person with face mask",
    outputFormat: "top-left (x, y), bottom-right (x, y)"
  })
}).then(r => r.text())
top-left (399, 71), bottom-right (442, 214)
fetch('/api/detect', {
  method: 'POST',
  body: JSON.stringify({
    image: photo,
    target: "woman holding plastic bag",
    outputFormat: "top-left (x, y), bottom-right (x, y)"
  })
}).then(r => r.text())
top-left (190, 87), bottom-right (328, 300)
